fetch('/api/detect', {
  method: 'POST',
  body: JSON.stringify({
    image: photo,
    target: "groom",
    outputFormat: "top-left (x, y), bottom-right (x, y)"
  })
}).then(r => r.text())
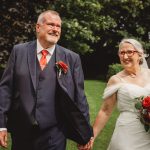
top-left (0, 10), bottom-right (92, 150)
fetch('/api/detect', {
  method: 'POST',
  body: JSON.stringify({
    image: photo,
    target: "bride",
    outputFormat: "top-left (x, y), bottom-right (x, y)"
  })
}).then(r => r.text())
top-left (78, 38), bottom-right (150, 150)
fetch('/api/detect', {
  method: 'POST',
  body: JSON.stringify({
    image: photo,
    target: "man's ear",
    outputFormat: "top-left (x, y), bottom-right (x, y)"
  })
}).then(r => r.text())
top-left (36, 23), bottom-right (40, 33)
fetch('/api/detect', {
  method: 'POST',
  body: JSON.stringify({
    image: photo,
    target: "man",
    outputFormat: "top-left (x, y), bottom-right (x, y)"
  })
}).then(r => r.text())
top-left (0, 10), bottom-right (92, 150)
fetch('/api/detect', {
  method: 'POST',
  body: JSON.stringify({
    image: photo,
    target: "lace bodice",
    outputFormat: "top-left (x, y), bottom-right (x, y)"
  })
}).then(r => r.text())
top-left (103, 83), bottom-right (150, 112)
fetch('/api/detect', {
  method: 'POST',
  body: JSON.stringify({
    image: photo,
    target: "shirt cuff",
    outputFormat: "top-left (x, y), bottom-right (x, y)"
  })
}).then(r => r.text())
top-left (0, 128), bottom-right (7, 131)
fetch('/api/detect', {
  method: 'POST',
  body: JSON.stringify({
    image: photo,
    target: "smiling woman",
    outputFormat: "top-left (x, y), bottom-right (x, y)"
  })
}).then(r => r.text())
top-left (118, 39), bottom-right (148, 68)
top-left (80, 38), bottom-right (150, 150)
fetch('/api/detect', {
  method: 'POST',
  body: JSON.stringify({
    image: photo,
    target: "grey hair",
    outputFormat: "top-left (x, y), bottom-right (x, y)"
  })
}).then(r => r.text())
top-left (119, 38), bottom-right (148, 66)
top-left (37, 10), bottom-right (61, 24)
top-left (119, 38), bottom-right (144, 54)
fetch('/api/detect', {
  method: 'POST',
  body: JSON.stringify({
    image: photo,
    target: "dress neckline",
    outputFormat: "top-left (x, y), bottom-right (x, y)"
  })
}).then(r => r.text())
top-left (115, 75), bottom-right (150, 88)
top-left (123, 82), bottom-right (150, 89)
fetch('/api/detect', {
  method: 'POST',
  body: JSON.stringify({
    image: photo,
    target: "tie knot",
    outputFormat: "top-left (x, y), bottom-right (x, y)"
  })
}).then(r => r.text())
top-left (41, 50), bottom-right (49, 56)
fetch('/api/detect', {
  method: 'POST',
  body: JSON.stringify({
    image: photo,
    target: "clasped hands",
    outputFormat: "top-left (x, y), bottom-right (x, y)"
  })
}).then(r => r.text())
top-left (77, 137), bottom-right (94, 150)
top-left (0, 130), bottom-right (8, 148)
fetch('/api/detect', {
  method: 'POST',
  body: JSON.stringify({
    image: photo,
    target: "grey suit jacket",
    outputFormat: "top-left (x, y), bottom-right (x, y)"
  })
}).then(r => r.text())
top-left (0, 41), bottom-right (93, 144)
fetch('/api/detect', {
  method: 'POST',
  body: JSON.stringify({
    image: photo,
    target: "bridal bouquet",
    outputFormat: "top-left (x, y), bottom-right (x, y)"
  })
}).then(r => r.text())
top-left (135, 96), bottom-right (150, 132)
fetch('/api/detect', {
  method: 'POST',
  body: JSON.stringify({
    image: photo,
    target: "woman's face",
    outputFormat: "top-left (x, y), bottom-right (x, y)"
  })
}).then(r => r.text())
top-left (118, 42), bottom-right (141, 69)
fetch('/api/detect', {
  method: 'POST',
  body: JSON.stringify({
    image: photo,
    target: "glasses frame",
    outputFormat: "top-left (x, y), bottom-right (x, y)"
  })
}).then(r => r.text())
top-left (118, 50), bottom-right (138, 57)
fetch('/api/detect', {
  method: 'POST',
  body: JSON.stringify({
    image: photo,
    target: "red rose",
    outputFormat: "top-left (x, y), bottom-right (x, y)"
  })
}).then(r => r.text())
top-left (56, 61), bottom-right (68, 77)
top-left (56, 61), bottom-right (68, 73)
top-left (135, 96), bottom-right (150, 131)
top-left (142, 96), bottom-right (150, 112)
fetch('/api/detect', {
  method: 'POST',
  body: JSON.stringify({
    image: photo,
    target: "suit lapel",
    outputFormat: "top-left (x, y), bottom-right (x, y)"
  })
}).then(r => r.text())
top-left (27, 43), bottom-right (72, 99)
top-left (27, 41), bottom-right (37, 92)
top-left (55, 44), bottom-right (66, 77)
top-left (55, 45), bottom-right (73, 100)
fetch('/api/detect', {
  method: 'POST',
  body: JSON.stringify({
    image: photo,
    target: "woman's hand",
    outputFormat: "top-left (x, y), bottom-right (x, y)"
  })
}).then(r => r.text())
top-left (77, 137), bottom-right (94, 150)
top-left (0, 130), bottom-right (8, 148)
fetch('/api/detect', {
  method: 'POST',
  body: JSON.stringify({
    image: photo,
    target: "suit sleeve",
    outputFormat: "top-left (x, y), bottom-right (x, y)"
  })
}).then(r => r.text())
top-left (0, 47), bottom-right (15, 128)
top-left (73, 54), bottom-right (90, 123)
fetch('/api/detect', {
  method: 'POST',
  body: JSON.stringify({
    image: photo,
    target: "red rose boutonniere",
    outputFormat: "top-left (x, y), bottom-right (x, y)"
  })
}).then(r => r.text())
top-left (56, 61), bottom-right (68, 78)
top-left (135, 96), bottom-right (150, 132)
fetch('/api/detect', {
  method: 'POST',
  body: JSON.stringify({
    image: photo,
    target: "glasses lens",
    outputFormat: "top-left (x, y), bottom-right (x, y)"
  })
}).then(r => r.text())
top-left (126, 51), bottom-right (134, 56)
top-left (119, 51), bottom-right (125, 56)
top-left (119, 50), bottom-right (137, 57)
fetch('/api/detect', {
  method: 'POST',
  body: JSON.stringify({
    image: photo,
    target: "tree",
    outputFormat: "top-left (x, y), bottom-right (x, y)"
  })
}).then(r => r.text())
top-left (0, 0), bottom-right (116, 68)
top-left (81, 0), bottom-right (150, 77)
top-left (50, 0), bottom-right (115, 54)
top-left (0, 0), bottom-right (150, 77)
top-left (0, 0), bottom-right (54, 68)
top-left (99, 0), bottom-right (150, 54)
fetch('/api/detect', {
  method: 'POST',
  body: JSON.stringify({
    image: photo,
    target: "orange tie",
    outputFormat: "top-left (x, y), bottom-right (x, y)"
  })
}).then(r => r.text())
top-left (40, 50), bottom-right (49, 70)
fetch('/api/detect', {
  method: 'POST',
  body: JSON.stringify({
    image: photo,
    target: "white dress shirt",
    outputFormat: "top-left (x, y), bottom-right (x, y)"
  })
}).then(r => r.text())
top-left (37, 39), bottom-right (55, 63)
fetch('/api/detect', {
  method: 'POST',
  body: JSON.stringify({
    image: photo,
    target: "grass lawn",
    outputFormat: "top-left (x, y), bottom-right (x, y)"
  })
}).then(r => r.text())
top-left (0, 80), bottom-right (119, 150)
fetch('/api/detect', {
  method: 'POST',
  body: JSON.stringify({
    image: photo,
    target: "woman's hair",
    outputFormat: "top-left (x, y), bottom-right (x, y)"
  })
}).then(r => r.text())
top-left (119, 38), bottom-right (144, 54)
top-left (119, 38), bottom-right (145, 65)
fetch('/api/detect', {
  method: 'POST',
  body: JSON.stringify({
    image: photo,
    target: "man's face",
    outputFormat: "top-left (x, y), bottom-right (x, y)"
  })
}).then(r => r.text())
top-left (36, 13), bottom-right (61, 48)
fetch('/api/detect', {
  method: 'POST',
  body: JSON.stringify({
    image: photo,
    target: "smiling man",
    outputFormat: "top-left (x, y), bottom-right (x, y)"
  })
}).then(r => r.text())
top-left (0, 10), bottom-right (93, 150)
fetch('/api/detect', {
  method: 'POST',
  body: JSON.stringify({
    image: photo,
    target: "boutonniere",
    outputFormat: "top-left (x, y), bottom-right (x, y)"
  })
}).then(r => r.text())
top-left (56, 61), bottom-right (68, 78)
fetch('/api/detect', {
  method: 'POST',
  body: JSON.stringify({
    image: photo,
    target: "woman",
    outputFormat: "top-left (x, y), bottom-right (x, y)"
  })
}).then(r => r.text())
top-left (79, 38), bottom-right (150, 150)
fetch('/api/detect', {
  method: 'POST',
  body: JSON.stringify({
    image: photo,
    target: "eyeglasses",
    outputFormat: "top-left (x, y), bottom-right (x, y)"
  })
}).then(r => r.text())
top-left (118, 50), bottom-right (138, 57)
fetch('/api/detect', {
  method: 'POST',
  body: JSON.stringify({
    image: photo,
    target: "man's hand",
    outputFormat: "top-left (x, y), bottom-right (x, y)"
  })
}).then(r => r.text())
top-left (77, 137), bottom-right (94, 150)
top-left (0, 130), bottom-right (8, 148)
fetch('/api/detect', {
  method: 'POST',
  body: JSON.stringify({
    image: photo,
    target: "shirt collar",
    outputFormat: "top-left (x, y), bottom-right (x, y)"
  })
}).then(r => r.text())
top-left (37, 39), bottom-right (55, 55)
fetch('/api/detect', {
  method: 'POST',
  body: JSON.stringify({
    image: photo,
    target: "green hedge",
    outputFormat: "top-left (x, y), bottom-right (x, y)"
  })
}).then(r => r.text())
top-left (106, 63), bottom-right (123, 80)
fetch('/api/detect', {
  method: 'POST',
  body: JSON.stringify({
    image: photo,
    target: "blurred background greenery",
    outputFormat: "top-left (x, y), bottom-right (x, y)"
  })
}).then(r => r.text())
top-left (0, 0), bottom-right (150, 79)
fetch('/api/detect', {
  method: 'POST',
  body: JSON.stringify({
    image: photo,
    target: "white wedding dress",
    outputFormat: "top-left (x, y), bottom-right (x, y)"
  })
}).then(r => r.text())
top-left (103, 78), bottom-right (150, 150)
